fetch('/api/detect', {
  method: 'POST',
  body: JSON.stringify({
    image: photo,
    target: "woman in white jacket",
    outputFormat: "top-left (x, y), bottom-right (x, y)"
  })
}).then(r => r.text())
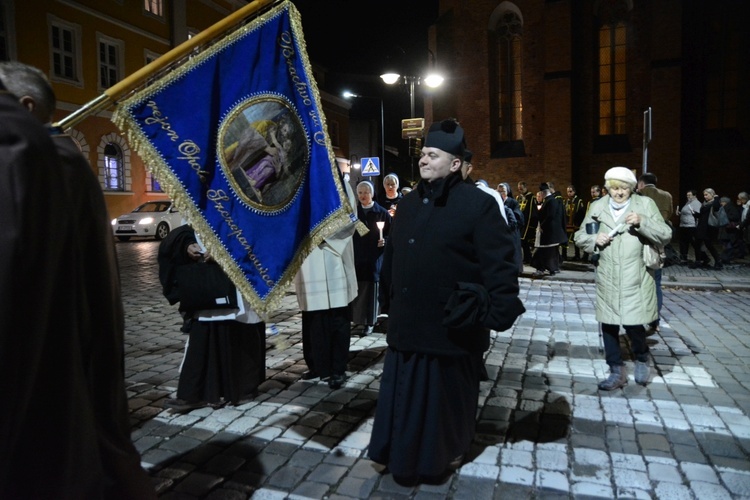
top-left (574, 167), bottom-right (672, 390)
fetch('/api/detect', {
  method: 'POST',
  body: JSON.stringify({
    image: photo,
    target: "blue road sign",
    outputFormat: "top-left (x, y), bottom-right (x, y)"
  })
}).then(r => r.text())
top-left (360, 157), bottom-right (381, 176)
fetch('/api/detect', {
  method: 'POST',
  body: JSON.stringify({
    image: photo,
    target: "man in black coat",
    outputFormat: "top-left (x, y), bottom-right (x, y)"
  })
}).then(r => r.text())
top-left (368, 118), bottom-right (525, 484)
top-left (532, 183), bottom-right (568, 277)
top-left (0, 63), bottom-right (155, 498)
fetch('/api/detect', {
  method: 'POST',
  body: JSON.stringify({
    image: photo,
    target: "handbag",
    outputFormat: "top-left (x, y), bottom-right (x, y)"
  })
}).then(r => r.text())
top-left (175, 261), bottom-right (238, 310)
top-left (643, 243), bottom-right (665, 270)
top-left (717, 206), bottom-right (729, 227)
top-left (708, 207), bottom-right (720, 227)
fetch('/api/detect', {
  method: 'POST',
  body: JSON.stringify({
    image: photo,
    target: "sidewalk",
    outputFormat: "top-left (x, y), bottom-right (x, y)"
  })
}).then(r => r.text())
top-left (522, 256), bottom-right (750, 292)
top-left (117, 242), bottom-right (750, 499)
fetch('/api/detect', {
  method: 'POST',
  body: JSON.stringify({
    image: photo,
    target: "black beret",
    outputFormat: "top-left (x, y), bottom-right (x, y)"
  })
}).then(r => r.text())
top-left (424, 119), bottom-right (466, 157)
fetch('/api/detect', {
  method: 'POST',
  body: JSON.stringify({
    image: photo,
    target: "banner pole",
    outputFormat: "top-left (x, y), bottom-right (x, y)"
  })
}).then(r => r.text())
top-left (55, 0), bottom-right (279, 130)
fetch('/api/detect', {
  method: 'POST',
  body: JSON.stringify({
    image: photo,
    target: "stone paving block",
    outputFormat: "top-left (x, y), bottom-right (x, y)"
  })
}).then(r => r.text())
top-left (266, 465), bottom-right (308, 490)
top-left (499, 465), bottom-right (533, 487)
top-left (204, 487), bottom-right (247, 499)
top-left (614, 486), bottom-right (652, 499)
top-left (289, 481), bottom-right (330, 500)
top-left (450, 476), bottom-right (496, 500)
top-left (172, 471), bottom-right (224, 496)
top-left (570, 481), bottom-right (614, 498)
top-left (653, 481), bottom-right (693, 499)
top-left (334, 476), bottom-right (378, 498)
top-left (536, 469), bottom-right (569, 493)
top-left (690, 481), bottom-right (733, 500)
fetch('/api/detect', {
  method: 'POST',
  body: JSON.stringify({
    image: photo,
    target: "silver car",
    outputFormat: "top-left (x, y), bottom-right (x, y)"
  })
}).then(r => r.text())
top-left (111, 200), bottom-right (184, 241)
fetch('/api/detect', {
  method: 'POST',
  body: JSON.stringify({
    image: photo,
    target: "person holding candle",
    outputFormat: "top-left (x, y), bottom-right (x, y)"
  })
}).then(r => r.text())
top-left (377, 173), bottom-right (403, 217)
top-left (351, 180), bottom-right (391, 335)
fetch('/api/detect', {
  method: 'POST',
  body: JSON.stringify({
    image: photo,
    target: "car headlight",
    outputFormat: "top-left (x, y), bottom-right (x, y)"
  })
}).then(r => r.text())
top-left (111, 219), bottom-right (117, 226)
top-left (139, 217), bottom-right (154, 225)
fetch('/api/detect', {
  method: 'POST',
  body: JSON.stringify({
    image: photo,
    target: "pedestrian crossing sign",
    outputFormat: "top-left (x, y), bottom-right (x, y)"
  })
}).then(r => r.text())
top-left (360, 157), bottom-right (380, 176)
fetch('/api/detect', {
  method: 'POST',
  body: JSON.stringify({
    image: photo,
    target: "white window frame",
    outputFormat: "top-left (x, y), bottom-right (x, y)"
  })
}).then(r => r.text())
top-left (98, 133), bottom-right (131, 192)
top-left (97, 33), bottom-right (124, 90)
top-left (48, 15), bottom-right (82, 86)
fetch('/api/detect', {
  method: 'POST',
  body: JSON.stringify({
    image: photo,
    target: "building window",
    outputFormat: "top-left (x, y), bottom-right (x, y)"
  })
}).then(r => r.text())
top-left (494, 11), bottom-right (523, 143)
top-left (704, 7), bottom-right (738, 130)
top-left (144, 49), bottom-right (160, 65)
top-left (147, 172), bottom-right (163, 192)
top-left (49, 17), bottom-right (82, 83)
top-left (98, 35), bottom-right (123, 89)
top-left (597, 22), bottom-right (627, 135)
top-left (144, 0), bottom-right (163, 17)
top-left (103, 143), bottom-right (124, 191)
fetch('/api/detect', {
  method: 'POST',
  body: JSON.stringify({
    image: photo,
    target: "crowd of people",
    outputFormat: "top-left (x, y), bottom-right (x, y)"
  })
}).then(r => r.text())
top-left (504, 176), bottom-right (750, 275)
top-left (4, 58), bottom-right (750, 495)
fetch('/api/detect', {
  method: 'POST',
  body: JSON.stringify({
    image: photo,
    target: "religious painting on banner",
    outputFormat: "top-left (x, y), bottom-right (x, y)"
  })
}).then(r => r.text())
top-left (113, 1), bottom-right (359, 317)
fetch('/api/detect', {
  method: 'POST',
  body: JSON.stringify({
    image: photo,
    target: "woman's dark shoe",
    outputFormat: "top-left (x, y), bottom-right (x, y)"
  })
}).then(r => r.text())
top-left (714, 263), bottom-right (723, 270)
top-left (300, 370), bottom-right (319, 380)
top-left (328, 373), bottom-right (346, 389)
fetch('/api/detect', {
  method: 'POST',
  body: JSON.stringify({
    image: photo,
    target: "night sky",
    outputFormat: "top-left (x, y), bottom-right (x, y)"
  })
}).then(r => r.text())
top-left (291, 0), bottom-right (440, 174)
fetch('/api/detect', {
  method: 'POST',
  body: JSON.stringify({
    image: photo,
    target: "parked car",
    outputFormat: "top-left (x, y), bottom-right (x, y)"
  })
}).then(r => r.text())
top-left (111, 200), bottom-right (184, 241)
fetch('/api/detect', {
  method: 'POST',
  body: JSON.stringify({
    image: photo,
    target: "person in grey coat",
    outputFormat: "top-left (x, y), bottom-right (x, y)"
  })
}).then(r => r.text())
top-left (574, 166), bottom-right (672, 390)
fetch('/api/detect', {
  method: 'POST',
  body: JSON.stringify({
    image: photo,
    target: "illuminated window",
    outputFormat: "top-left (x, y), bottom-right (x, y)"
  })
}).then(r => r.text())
top-left (144, 0), bottom-right (163, 17)
top-left (598, 22), bottom-right (627, 135)
top-left (103, 143), bottom-right (124, 191)
top-left (494, 11), bottom-right (523, 142)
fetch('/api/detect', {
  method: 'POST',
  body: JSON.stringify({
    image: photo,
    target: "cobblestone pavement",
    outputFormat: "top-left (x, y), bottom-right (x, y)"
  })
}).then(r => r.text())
top-left (119, 241), bottom-right (750, 499)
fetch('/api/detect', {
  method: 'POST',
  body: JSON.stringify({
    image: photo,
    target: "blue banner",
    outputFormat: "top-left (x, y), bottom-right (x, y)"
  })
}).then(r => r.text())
top-left (113, 1), bottom-right (353, 317)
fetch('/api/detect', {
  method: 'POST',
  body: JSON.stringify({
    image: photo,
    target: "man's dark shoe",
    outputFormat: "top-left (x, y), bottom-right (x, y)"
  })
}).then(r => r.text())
top-left (328, 373), bottom-right (346, 389)
top-left (163, 398), bottom-right (208, 412)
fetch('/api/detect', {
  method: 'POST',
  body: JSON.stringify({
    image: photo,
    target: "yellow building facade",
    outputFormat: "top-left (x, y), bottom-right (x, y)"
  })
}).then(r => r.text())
top-left (1, 0), bottom-right (349, 221)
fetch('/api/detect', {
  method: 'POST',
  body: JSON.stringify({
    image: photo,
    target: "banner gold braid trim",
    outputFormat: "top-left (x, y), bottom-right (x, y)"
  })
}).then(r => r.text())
top-left (112, 1), bottom-right (355, 319)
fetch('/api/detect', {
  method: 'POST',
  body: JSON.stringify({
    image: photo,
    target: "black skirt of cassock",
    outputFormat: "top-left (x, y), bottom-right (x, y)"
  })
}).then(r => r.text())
top-left (351, 280), bottom-right (379, 326)
top-left (367, 347), bottom-right (482, 478)
top-left (177, 320), bottom-right (266, 405)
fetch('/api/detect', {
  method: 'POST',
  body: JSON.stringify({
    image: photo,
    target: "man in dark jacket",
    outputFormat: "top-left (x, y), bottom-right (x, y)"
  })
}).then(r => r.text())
top-left (637, 172), bottom-right (673, 332)
top-left (0, 63), bottom-right (155, 498)
top-left (532, 183), bottom-right (568, 277)
top-left (368, 118), bottom-right (525, 484)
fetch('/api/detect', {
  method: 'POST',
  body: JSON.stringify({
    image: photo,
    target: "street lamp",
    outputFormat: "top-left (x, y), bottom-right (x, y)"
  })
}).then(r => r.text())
top-left (342, 91), bottom-right (385, 172)
top-left (380, 58), bottom-right (443, 183)
top-left (380, 69), bottom-right (443, 118)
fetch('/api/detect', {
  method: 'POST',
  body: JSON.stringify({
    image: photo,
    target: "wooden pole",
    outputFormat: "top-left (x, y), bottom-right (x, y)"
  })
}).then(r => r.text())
top-left (55, 0), bottom-right (278, 130)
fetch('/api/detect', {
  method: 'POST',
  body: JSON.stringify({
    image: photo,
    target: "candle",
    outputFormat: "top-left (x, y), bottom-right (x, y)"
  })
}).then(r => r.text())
top-left (376, 221), bottom-right (385, 240)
